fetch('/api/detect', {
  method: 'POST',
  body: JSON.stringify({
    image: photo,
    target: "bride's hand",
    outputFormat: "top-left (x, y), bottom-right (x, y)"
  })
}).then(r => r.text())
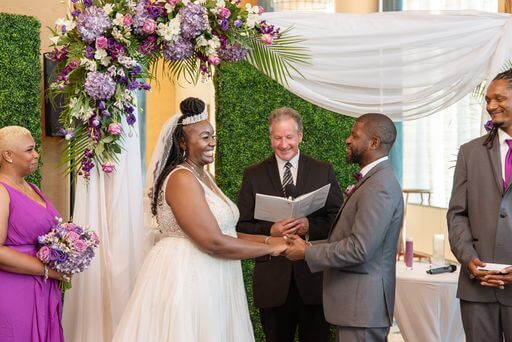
top-left (268, 239), bottom-right (288, 256)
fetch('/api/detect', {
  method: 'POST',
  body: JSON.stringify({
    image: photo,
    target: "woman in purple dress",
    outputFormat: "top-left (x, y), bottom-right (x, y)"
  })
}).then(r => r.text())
top-left (0, 126), bottom-right (69, 342)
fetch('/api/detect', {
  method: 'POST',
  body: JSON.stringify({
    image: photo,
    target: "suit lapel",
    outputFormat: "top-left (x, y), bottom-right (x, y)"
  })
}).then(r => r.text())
top-left (328, 160), bottom-right (391, 238)
top-left (487, 135), bottom-right (504, 195)
top-left (265, 156), bottom-right (284, 196)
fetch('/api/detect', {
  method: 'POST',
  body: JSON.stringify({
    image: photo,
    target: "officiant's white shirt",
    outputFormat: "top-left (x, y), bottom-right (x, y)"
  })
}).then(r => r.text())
top-left (276, 151), bottom-right (300, 185)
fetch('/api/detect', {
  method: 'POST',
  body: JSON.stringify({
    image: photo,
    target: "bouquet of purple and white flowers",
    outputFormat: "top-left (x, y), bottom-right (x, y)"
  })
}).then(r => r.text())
top-left (36, 218), bottom-right (100, 288)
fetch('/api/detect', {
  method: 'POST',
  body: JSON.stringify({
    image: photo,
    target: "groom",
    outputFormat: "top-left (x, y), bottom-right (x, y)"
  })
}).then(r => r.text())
top-left (285, 113), bottom-right (403, 341)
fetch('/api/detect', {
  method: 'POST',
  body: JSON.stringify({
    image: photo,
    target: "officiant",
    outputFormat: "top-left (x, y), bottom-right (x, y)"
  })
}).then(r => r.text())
top-left (236, 107), bottom-right (342, 342)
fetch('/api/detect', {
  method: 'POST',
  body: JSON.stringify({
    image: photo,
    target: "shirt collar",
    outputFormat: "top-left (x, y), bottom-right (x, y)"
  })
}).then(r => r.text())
top-left (498, 128), bottom-right (512, 146)
top-left (275, 151), bottom-right (300, 170)
top-left (359, 156), bottom-right (388, 178)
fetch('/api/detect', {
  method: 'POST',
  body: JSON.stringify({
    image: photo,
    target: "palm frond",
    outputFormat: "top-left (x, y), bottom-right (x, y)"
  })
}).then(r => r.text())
top-left (245, 26), bottom-right (310, 85)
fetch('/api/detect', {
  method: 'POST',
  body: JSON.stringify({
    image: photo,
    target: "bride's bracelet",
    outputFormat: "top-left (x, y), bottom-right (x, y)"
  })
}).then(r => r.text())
top-left (42, 264), bottom-right (49, 282)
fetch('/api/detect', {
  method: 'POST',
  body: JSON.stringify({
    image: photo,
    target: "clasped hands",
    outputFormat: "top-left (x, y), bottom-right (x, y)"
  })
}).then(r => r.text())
top-left (467, 258), bottom-right (512, 289)
top-left (267, 217), bottom-right (310, 260)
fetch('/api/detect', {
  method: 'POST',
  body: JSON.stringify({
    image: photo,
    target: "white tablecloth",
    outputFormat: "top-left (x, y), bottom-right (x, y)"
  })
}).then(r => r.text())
top-left (395, 262), bottom-right (465, 342)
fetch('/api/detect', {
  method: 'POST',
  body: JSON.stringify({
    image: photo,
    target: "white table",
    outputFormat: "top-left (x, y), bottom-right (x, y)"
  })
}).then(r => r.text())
top-left (395, 262), bottom-right (465, 342)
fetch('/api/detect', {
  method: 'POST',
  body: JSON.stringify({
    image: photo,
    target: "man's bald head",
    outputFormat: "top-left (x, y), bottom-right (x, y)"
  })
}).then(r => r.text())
top-left (356, 113), bottom-right (396, 154)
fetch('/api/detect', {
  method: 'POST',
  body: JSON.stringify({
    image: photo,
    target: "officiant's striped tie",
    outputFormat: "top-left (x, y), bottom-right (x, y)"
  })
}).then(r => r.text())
top-left (282, 162), bottom-right (293, 195)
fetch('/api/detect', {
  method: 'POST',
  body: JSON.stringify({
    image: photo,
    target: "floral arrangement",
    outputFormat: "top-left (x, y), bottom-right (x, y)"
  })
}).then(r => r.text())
top-left (48, 0), bottom-right (307, 179)
top-left (36, 218), bottom-right (100, 289)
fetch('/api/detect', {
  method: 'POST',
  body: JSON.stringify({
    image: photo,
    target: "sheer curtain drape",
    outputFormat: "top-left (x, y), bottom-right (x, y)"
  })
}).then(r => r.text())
top-left (62, 109), bottom-right (150, 342)
top-left (401, 0), bottom-right (498, 207)
top-left (261, 9), bottom-right (512, 120)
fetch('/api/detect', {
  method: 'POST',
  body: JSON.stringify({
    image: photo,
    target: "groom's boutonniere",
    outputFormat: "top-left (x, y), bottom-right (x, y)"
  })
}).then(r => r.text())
top-left (344, 172), bottom-right (363, 198)
top-left (344, 184), bottom-right (357, 197)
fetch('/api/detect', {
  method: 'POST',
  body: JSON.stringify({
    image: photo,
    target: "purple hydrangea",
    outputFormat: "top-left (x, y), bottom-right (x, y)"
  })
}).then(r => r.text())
top-left (76, 6), bottom-right (112, 43)
top-left (163, 37), bottom-right (194, 61)
top-left (84, 71), bottom-right (116, 100)
top-left (179, 3), bottom-right (207, 39)
top-left (218, 42), bottom-right (248, 62)
top-left (133, 0), bottom-right (150, 34)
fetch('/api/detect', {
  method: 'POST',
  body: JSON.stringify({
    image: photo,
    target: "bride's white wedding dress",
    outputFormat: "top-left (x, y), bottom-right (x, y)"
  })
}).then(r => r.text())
top-left (113, 166), bottom-right (254, 341)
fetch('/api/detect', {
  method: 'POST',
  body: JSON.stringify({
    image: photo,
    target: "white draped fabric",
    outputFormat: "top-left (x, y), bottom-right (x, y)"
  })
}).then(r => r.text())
top-left (62, 112), bottom-right (150, 342)
top-left (261, 10), bottom-right (512, 121)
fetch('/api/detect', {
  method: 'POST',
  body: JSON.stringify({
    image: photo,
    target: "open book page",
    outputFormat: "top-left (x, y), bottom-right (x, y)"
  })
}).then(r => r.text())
top-left (254, 184), bottom-right (331, 222)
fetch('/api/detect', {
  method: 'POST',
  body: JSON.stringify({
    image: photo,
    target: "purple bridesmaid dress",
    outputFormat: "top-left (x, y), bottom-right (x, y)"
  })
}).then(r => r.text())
top-left (0, 182), bottom-right (64, 342)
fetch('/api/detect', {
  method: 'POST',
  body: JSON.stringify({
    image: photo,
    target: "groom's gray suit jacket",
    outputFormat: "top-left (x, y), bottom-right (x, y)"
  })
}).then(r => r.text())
top-left (305, 160), bottom-right (403, 328)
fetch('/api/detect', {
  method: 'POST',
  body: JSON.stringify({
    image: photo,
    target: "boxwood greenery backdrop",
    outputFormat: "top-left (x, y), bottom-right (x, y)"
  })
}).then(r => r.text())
top-left (0, 13), bottom-right (41, 186)
top-left (215, 61), bottom-right (358, 341)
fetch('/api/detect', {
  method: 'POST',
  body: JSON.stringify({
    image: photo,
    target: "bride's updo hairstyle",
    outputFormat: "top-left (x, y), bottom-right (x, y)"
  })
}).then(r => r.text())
top-left (151, 97), bottom-right (206, 215)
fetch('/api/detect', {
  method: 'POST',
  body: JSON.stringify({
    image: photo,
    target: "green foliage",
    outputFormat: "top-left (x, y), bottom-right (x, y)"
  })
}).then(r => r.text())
top-left (214, 61), bottom-right (357, 341)
top-left (0, 13), bottom-right (41, 185)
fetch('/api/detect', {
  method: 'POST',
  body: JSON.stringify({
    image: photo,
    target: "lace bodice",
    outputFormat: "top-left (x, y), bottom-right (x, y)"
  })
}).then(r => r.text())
top-left (155, 166), bottom-right (240, 238)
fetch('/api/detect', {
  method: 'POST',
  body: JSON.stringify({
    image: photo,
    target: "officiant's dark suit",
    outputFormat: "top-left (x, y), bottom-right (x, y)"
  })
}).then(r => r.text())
top-left (236, 108), bottom-right (342, 342)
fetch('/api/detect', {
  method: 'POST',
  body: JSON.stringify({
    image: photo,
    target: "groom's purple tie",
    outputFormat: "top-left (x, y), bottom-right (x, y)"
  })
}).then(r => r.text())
top-left (504, 139), bottom-right (512, 190)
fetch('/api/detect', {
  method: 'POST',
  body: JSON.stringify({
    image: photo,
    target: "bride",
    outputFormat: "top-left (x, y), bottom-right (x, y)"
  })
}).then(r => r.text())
top-left (113, 97), bottom-right (287, 341)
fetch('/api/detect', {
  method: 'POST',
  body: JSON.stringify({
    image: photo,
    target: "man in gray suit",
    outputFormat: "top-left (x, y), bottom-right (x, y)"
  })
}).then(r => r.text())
top-left (447, 69), bottom-right (512, 341)
top-left (284, 113), bottom-right (403, 341)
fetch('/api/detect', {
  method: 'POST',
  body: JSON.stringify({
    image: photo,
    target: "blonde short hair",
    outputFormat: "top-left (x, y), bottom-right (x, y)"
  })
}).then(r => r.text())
top-left (0, 126), bottom-right (32, 154)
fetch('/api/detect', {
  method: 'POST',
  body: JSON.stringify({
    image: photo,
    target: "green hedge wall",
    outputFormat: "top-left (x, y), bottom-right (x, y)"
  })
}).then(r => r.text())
top-left (0, 13), bottom-right (41, 185)
top-left (215, 61), bottom-right (358, 341)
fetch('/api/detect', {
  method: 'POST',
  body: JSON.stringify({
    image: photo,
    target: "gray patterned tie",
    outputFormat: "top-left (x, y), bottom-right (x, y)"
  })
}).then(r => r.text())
top-left (282, 162), bottom-right (293, 196)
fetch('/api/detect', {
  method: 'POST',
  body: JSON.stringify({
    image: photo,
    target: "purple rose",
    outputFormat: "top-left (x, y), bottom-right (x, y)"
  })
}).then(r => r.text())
top-left (234, 19), bottom-right (242, 28)
top-left (108, 123), bottom-right (122, 135)
top-left (101, 162), bottom-right (115, 173)
top-left (37, 246), bottom-right (51, 263)
top-left (142, 18), bottom-right (157, 34)
top-left (218, 7), bottom-right (231, 19)
top-left (73, 240), bottom-right (88, 253)
top-left (123, 14), bottom-right (133, 27)
top-left (66, 231), bottom-right (80, 242)
top-left (208, 55), bottom-right (221, 65)
top-left (95, 36), bottom-right (108, 49)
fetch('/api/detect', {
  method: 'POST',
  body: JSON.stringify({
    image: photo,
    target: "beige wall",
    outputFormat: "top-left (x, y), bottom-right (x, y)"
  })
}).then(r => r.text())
top-left (405, 204), bottom-right (456, 262)
top-left (0, 0), bottom-right (70, 219)
top-left (335, 0), bottom-right (378, 13)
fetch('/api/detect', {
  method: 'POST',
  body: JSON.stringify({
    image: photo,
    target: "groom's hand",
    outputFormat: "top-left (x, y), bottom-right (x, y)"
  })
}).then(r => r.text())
top-left (283, 235), bottom-right (307, 261)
